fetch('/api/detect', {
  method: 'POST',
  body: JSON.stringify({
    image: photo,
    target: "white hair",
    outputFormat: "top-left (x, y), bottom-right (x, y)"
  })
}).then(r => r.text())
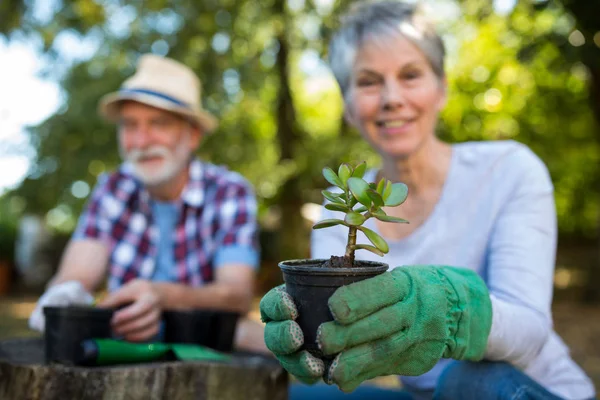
top-left (328, 0), bottom-right (446, 100)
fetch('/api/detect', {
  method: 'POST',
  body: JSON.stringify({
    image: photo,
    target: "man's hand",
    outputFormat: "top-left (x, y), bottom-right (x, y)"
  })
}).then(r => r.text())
top-left (29, 281), bottom-right (95, 332)
top-left (99, 279), bottom-right (163, 342)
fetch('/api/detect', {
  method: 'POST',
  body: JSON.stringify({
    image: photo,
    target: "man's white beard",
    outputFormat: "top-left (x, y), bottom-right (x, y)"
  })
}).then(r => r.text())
top-left (121, 133), bottom-right (191, 187)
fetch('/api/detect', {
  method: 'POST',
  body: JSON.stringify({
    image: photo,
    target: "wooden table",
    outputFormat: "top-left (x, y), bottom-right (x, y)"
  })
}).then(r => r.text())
top-left (0, 338), bottom-right (288, 400)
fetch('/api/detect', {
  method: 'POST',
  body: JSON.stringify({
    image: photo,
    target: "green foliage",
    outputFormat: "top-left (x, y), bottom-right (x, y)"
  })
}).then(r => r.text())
top-left (445, 0), bottom-right (600, 238)
top-left (313, 163), bottom-right (408, 260)
top-left (0, 200), bottom-right (17, 264)
top-left (0, 223), bottom-right (16, 265)
top-left (1, 0), bottom-right (600, 284)
top-left (0, 0), bottom-right (26, 36)
top-left (2, 0), bottom-right (362, 235)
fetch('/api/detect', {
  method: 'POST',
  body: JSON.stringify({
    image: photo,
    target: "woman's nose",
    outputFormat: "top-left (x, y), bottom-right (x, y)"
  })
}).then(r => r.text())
top-left (382, 81), bottom-right (405, 110)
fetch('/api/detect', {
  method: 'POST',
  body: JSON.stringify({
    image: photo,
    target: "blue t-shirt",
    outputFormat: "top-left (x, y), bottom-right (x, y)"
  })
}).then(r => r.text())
top-left (151, 201), bottom-right (179, 282)
top-left (150, 199), bottom-right (260, 282)
top-left (311, 141), bottom-right (594, 399)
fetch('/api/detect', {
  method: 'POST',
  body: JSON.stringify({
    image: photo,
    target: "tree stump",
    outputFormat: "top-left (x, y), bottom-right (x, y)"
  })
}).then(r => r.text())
top-left (0, 338), bottom-right (288, 400)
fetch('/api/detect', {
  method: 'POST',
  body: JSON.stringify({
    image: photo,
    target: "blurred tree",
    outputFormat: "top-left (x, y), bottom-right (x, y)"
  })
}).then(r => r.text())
top-left (0, 0), bottom-right (362, 292)
top-left (454, 0), bottom-right (600, 301)
top-left (2, 0), bottom-right (600, 299)
top-left (550, 0), bottom-right (600, 302)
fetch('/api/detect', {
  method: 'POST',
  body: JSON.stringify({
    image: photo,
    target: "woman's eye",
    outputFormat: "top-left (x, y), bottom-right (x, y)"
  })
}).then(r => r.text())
top-left (403, 71), bottom-right (421, 80)
top-left (357, 78), bottom-right (378, 87)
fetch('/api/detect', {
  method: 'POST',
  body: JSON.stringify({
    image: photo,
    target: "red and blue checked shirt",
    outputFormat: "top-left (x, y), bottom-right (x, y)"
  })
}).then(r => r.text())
top-left (73, 158), bottom-right (259, 291)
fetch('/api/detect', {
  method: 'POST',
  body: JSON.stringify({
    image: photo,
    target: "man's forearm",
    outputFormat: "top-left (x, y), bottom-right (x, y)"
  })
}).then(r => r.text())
top-left (154, 282), bottom-right (253, 314)
top-left (48, 240), bottom-right (109, 292)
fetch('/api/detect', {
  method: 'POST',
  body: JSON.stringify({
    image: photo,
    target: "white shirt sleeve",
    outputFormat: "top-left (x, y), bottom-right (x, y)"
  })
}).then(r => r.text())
top-left (484, 145), bottom-right (556, 368)
top-left (310, 200), bottom-right (348, 260)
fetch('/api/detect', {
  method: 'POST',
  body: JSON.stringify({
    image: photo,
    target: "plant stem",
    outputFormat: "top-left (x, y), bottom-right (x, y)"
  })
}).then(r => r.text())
top-left (345, 226), bottom-right (357, 264)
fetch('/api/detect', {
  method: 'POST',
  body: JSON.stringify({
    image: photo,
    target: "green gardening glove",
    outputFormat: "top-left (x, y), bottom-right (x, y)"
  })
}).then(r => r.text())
top-left (319, 265), bottom-right (493, 392)
top-left (260, 285), bottom-right (325, 384)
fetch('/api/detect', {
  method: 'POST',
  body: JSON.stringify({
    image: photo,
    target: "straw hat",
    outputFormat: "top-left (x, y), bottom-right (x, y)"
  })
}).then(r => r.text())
top-left (98, 54), bottom-right (218, 133)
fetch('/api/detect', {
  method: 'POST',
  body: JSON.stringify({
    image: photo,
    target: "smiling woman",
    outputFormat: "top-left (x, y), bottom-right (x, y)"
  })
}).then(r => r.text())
top-left (345, 35), bottom-right (447, 163)
top-left (260, 2), bottom-right (597, 400)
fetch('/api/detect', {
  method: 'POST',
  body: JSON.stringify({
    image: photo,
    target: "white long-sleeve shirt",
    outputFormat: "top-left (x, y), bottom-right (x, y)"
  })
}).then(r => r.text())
top-left (311, 140), bottom-right (595, 400)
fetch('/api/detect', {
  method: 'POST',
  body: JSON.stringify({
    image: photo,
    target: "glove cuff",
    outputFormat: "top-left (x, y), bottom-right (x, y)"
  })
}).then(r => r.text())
top-left (438, 267), bottom-right (492, 361)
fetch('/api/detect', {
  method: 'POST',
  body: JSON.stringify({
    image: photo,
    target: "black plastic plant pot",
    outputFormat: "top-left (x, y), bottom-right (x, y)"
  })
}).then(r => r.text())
top-left (43, 305), bottom-right (114, 366)
top-left (162, 310), bottom-right (239, 352)
top-left (279, 259), bottom-right (389, 358)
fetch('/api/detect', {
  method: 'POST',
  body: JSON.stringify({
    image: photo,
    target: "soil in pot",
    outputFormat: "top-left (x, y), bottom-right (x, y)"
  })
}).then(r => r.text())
top-left (279, 259), bottom-right (388, 358)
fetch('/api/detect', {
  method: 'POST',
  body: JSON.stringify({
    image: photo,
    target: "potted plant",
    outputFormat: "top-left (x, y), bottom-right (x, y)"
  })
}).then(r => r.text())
top-left (279, 162), bottom-right (408, 357)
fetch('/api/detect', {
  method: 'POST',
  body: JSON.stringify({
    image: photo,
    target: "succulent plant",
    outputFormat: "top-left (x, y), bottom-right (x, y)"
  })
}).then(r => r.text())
top-left (313, 162), bottom-right (409, 265)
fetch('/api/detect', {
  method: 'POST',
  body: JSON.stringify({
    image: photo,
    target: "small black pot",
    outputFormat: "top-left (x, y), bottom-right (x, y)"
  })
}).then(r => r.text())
top-left (162, 310), bottom-right (239, 352)
top-left (43, 305), bottom-right (114, 365)
top-left (279, 259), bottom-right (388, 358)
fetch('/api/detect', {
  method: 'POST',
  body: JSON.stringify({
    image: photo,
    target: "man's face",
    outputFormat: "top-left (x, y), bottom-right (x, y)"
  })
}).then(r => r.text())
top-left (117, 101), bottom-right (202, 186)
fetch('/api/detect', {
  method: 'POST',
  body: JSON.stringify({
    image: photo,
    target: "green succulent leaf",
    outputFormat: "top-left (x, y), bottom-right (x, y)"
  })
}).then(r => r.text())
top-left (347, 177), bottom-right (372, 207)
top-left (376, 179), bottom-right (385, 195)
top-left (313, 219), bottom-right (346, 229)
top-left (325, 203), bottom-right (350, 213)
top-left (383, 180), bottom-right (393, 201)
top-left (322, 190), bottom-right (345, 204)
top-left (374, 214), bottom-right (409, 224)
top-left (352, 162), bottom-right (367, 178)
top-left (338, 163), bottom-right (352, 185)
top-left (348, 196), bottom-right (358, 207)
top-left (345, 212), bottom-right (367, 226)
top-left (358, 226), bottom-right (389, 253)
top-left (367, 189), bottom-right (384, 207)
top-left (385, 183), bottom-right (409, 206)
top-left (323, 167), bottom-right (344, 189)
top-left (355, 244), bottom-right (385, 257)
top-left (372, 209), bottom-right (387, 218)
top-left (315, 163), bottom-right (409, 260)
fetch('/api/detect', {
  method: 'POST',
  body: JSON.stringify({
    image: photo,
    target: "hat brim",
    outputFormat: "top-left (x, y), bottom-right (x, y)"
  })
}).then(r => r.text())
top-left (98, 91), bottom-right (218, 133)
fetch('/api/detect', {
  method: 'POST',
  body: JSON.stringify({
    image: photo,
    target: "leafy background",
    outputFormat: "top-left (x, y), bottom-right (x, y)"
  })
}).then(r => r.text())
top-left (0, 0), bottom-right (599, 300)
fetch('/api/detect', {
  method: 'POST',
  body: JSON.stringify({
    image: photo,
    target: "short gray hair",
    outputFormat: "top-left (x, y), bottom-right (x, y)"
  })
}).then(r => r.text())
top-left (328, 1), bottom-right (446, 100)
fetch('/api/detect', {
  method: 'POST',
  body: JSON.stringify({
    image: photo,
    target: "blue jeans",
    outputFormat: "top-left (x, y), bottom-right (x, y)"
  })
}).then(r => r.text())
top-left (289, 361), bottom-right (579, 400)
top-left (289, 383), bottom-right (413, 400)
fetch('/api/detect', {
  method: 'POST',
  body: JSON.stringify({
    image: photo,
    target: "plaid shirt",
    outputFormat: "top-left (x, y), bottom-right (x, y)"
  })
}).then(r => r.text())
top-left (74, 158), bottom-right (259, 291)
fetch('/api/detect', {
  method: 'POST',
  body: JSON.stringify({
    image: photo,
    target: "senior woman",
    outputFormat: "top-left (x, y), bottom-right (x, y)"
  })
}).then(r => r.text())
top-left (260, 1), bottom-right (596, 399)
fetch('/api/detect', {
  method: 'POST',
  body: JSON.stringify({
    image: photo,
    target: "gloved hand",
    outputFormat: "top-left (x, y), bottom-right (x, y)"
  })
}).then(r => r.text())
top-left (29, 280), bottom-right (95, 332)
top-left (260, 266), bottom-right (492, 392)
top-left (260, 285), bottom-right (325, 384)
top-left (319, 265), bottom-right (493, 392)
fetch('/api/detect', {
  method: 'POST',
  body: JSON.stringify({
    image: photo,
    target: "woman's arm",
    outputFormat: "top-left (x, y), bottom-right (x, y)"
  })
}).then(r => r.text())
top-left (484, 145), bottom-right (556, 368)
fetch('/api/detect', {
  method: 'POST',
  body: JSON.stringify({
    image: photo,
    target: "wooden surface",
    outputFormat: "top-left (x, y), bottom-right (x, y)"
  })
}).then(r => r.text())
top-left (0, 338), bottom-right (288, 400)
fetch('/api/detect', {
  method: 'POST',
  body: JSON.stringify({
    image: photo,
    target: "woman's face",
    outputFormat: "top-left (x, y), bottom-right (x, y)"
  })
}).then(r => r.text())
top-left (345, 34), bottom-right (446, 159)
